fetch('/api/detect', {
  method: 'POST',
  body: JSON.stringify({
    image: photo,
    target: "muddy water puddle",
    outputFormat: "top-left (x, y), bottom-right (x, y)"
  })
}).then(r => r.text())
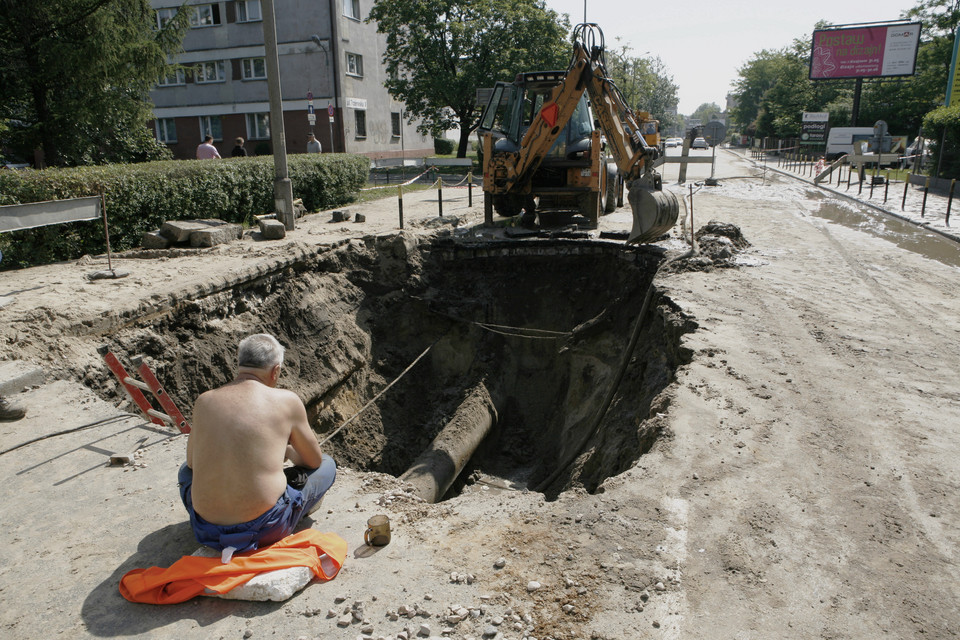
top-left (813, 200), bottom-right (960, 268)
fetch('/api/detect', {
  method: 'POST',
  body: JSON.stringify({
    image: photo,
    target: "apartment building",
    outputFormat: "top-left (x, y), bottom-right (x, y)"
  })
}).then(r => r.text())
top-left (149, 0), bottom-right (432, 160)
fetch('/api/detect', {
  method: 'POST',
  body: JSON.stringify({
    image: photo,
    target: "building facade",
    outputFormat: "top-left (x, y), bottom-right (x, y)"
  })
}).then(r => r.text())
top-left (149, 0), bottom-right (432, 160)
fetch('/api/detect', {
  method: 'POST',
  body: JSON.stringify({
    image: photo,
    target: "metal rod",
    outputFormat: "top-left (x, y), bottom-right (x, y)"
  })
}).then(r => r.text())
top-left (123, 377), bottom-right (151, 392)
top-left (884, 174), bottom-right (890, 203)
top-left (902, 173), bottom-right (910, 210)
top-left (398, 185), bottom-right (404, 229)
top-left (921, 177), bottom-right (930, 217)
top-left (146, 408), bottom-right (173, 423)
top-left (437, 178), bottom-right (443, 217)
top-left (468, 171), bottom-right (473, 207)
top-left (947, 179), bottom-right (956, 226)
top-left (100, 193), bottom-right (113, 272)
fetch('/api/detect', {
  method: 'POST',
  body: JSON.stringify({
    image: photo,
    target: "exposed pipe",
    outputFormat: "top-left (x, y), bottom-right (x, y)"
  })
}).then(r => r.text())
top-left (400, 382), bottom-right (498, 503)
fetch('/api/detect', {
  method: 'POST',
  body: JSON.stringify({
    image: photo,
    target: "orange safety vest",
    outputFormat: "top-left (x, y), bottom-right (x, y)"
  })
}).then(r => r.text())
top-left (119, 529), bottom-right (347, 604)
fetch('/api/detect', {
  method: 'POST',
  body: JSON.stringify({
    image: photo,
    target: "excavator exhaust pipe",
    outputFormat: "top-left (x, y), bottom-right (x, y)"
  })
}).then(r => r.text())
top-left (627, 182), bottom-right (680, 244)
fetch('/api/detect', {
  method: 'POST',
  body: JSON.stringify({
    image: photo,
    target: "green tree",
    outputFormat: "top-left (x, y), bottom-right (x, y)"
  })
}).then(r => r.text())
top-left (368, 0), bottom-right (570, 158)
top-left (690, 102), bottom-right (723, 124)
top-left (605, 42), bottom-right (680, 132)
top-left (859, 0), bottom-right (958, 137)
top-left (0, 0), bottom-right (187, 166)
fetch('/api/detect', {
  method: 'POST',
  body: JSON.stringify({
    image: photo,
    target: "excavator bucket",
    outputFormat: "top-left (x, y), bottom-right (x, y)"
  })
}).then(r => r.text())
top-left (627, 182), bottom-right (680, 244)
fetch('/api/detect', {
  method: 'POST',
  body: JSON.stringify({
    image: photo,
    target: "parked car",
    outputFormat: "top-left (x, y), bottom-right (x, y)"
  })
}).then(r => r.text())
top-left (691, 137), bottom-right (709, 149)
top-left (664, 138), bottom-right (679, 148)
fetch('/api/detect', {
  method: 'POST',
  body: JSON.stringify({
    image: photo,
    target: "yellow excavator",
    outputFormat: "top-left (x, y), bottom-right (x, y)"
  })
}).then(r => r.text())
top-left (477, 23), bottom-right (678, 243)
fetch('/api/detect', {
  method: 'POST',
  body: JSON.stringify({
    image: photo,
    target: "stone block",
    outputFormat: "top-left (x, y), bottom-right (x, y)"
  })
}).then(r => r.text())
top-left (354, 213), bottom-right (366, 223)
top-left (331, 210), bottom-right (351, 223)
top-left (160, 219), bottom-right (236, 243)
top-left (188, 222), bottom-right (243, 247)
top-left (0, 361), bottom-right (45, 396)
top-left (258, 218), bottom-right (286, 240)
top-left (141, 231), bottom-right (170, 250)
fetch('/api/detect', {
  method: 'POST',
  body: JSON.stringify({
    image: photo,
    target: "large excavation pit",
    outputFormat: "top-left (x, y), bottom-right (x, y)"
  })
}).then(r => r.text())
top-left (103, 235), bottom-right (693, 500)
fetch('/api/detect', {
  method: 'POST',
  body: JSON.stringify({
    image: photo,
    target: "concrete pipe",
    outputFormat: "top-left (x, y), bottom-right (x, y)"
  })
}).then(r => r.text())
top-left (400, 382), bottom-right (498, 503)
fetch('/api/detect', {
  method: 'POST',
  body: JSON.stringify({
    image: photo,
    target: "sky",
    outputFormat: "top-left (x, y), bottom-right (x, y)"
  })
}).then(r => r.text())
top-left (543, 0), bottom-right (918, 115)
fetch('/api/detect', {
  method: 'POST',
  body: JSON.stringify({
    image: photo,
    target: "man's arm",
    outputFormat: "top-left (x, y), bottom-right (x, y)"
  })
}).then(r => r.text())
top-left (284, 393), bottom-right (324, 469)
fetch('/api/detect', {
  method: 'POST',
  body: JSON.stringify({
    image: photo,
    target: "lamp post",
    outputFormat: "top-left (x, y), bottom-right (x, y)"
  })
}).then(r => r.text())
top-left (261, 0), bottom-right (294, 230)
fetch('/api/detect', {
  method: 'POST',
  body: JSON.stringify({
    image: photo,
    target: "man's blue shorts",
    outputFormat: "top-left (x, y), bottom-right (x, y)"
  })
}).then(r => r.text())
top-left (177, 455), bottom-right (335, 553)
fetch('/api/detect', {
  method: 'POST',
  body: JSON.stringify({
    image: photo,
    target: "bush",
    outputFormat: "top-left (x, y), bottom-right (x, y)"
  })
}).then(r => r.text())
top-left (0, 153), bottom-right (369, 269)
top-left (433, 138), bottom-right (456, 155)
top-left (922, 105), bottom-right (960, 178)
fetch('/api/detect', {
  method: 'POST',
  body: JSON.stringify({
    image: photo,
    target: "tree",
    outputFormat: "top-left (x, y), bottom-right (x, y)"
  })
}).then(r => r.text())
top-left (0, 0), bottom-right (187, 166)
top-left (605, 42), bottom-right (680, 132)
top-left (690, 102), bottom-right (723, 124)
top-left (368, 0), bottom-right (570, 158)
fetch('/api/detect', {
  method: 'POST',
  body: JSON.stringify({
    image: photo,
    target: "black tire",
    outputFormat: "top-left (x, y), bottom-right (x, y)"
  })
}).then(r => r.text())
top-left (603, 167), bottom-right (619, 213)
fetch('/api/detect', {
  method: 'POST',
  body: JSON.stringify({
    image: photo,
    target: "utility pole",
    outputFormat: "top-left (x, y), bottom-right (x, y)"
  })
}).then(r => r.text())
top-left (261, 0), bottom-right (295, 230)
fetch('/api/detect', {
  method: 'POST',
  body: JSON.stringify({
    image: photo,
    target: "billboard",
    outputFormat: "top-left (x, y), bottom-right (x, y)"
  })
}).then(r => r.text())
top-left (809, 23), bottom-right (921, 80)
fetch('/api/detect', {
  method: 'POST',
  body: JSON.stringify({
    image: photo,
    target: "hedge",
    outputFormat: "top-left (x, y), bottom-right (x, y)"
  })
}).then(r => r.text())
top-left (922, 105), bottom-right (960, 179)
top-left (433, 138), bottom-right (456, 155)
top-left (0, 153), bottom-right (369, 270)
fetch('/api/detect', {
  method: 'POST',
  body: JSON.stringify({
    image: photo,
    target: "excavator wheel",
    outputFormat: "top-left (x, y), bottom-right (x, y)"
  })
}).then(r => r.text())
top-left (626, 182), bottom-right (679, 244)
top-left (603, 170), bottom-right (619, 214)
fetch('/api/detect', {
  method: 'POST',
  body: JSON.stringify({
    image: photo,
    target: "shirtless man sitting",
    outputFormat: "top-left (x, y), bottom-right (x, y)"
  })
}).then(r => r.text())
top-left (178, 333), bottom-right (336, 557)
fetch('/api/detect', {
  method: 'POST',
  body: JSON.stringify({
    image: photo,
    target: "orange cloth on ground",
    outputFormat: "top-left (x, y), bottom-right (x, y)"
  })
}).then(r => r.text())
top-left (119, 529), bottom-right (347, 604)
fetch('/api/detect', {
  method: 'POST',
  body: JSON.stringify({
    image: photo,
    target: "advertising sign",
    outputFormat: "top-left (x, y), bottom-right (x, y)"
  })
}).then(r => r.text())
top-left (801, 111), bottom-right (829, 144)
top-left (809, 23), bottom-right (921, 80)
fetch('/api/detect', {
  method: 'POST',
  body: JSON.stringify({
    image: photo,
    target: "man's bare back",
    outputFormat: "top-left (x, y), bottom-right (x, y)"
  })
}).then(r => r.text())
top-left (187, 372), bottom-right (324, 525)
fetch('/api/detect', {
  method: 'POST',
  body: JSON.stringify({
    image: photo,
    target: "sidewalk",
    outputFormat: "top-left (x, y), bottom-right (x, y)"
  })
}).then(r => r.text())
top-left (734, 149), bottom-right (960, 244)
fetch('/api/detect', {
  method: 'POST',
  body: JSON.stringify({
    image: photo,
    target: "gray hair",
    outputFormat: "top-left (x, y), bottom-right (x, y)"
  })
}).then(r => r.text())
top-left (237, 333), bottom-right (285, 369)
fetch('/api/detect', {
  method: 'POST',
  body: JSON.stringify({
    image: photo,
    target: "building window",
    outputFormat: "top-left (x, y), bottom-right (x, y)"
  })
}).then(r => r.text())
top-left (157, 67), bottom-right (185, 87)
top-left (236, 0), bottom-right (261, 22)
top-left (346, 52), bottom-right (363, 77)
top-left (199, 116), bottom-right (223, 141)
top-left (354, 110), bottom-right (366, 139)
top-left (343, 0), bottom-right (361, 20)
top-left (190, 3), bottom-right (221, 27)
top-left (156, 7), bottom-right (178, 29)
top-left (241, 57), bottom-right (266, 80)
top-left (195, 60), bottom-right (226, 83)
top-left (391, 112), bottom-right (401, 138)
top-left (156, 118), bottom-right (177, 144)
top-left (246, 113), bottom-right (270, 139)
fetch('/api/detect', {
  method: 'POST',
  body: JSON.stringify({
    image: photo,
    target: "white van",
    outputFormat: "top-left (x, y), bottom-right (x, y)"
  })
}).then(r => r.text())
top-left (825, 127), bottom-right (876, 160)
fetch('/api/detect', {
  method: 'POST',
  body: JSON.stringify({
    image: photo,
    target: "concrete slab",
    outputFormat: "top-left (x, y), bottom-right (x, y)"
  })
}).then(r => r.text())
top-left (141, 231), bottom-right (170, 250)
top-left (189, 223), bottom-right (242, 247)
top-left (258, 218), bottom-right (286, 240)
top-left (0, 360), bottom-right (45, 396)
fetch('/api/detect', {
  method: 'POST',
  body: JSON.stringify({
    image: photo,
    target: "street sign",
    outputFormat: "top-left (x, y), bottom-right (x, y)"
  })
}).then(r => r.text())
top-left (308, 114), bottom-right (316, 125)
top-left (327, 103), bottom-right (335, 117)
top-left (329, 116), bottom-right (335, 123)
top-left (703, 120), bottom-right (727, 147)
top-left (307, 91), bottom-right (313, 101)
top-left (801, 111), bottom-right (829, 144)
top-left (307, 104), bottom-right (314, 114)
